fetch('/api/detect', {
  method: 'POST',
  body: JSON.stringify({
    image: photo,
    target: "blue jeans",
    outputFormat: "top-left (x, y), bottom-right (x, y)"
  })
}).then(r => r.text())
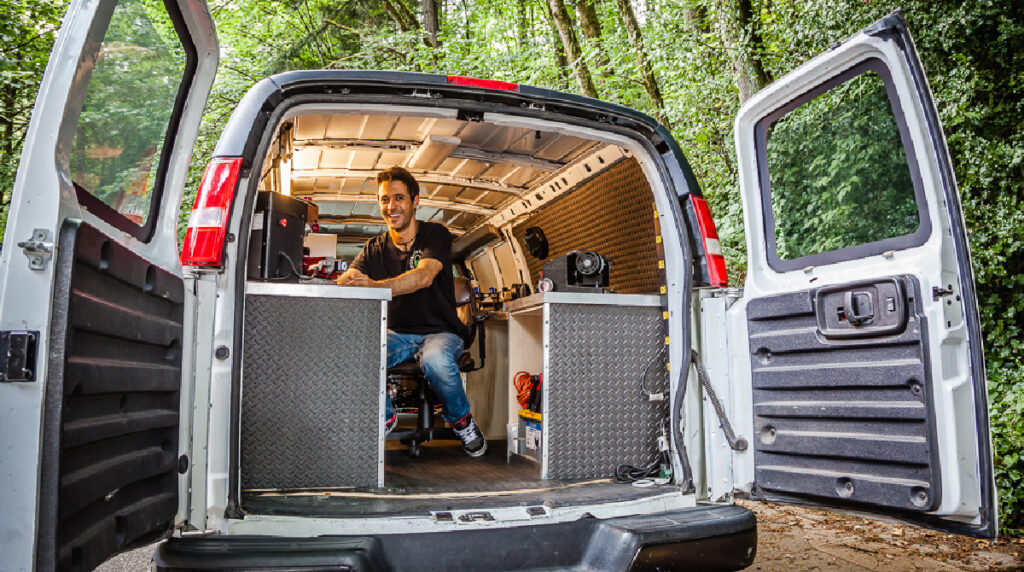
top-left (386, 331), bottom-right (470, 423)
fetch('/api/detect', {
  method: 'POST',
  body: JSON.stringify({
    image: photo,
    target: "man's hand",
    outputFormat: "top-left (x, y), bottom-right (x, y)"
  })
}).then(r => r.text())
top-left (336, 268), bottom-right (378, 287)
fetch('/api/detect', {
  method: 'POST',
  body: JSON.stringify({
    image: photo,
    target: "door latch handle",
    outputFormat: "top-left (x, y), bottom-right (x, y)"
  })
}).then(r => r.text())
top-left (843, 291), bottom-right (874, 326)
top-left (815, 278), bottom-right (906, 339)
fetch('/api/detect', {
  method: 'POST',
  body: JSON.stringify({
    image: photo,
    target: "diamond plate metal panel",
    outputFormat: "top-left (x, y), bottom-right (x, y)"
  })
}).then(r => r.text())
top-left (545, 304), bottom-right (668, 479)
top-left (242, 295), bottom-right (382, 489)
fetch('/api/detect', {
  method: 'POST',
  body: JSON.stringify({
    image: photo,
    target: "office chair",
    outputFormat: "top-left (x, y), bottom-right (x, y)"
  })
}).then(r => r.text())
top-left (386, 277), bottom-right (486, 457)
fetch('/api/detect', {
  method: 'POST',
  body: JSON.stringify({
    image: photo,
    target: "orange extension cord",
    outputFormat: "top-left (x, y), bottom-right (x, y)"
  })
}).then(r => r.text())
top-left (513, 371), bottom-right (534, 408)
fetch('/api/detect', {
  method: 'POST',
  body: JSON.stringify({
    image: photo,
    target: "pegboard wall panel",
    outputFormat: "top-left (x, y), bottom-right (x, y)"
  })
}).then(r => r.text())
top-left (545, 304), bottom-right (669, 479)
top-left (242, 295), bottom-right (382, 489)
top-left (513, 158), bottom-right (661, 294)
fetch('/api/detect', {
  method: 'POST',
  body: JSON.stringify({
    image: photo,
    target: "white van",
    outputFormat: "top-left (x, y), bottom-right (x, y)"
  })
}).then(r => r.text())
top-left (0, 0), bottom-right (996, 569)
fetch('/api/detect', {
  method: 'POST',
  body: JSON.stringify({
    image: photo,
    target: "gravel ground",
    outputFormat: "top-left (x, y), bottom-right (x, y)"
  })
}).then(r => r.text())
top-left (741, 500), bottom-right (1023, 571)
top-left (94, 545), bottom-right (153, 572)
top-left (96, 501), bottom-right (1024, 571)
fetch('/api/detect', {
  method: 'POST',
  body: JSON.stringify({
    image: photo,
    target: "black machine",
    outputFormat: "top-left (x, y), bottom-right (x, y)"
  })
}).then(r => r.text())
top-left (540, 251), bottom-right (611, 293)
top-left (247, 191), bottom-right (317, 281)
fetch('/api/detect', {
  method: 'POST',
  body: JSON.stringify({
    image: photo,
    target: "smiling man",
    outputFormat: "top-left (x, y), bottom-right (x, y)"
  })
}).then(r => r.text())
top-left (336, 166), bottom-right (486, 457)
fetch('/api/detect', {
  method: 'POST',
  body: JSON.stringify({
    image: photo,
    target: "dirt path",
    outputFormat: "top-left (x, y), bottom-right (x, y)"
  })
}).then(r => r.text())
top-left (742, 500), bottom-right (1023, 571)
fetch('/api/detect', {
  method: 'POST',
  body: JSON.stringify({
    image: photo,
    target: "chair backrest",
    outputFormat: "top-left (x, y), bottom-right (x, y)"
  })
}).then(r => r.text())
top-left (453, 276), bottom-right (476, 348)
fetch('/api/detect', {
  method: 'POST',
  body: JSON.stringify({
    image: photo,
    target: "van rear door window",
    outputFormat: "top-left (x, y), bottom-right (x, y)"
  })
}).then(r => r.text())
top-left (759, 62), bottom-right (927, 268)
top-left (70, 0), bottom-right (192, 237)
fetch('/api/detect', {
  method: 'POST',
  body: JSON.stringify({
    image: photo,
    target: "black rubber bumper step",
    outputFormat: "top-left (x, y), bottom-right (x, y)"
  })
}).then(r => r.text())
top-left (154, 504), bottom-right (756, 571)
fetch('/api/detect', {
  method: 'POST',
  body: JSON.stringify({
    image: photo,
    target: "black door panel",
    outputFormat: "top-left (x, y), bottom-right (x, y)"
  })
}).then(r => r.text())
top-left (747, 275), bottom-right (939, 513)
top-left (37, 221), bottom-right (184, 571)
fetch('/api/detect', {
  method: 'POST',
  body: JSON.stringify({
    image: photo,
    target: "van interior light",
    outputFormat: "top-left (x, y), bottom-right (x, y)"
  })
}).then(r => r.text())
top-left (181, 157), bottom-right (243, 267)
top-left (447, 76), bottom-right (519, 92)
top-left (408, 135), bottom-right (460, 171)
top-left (690, 195), bottom-right (729, 287)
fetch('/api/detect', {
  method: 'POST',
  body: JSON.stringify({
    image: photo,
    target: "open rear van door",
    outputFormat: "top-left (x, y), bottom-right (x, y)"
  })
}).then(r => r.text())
top-left (732, 12), bottom-right (995, 537)
top-left (0, 0), bottom-right (218, 568)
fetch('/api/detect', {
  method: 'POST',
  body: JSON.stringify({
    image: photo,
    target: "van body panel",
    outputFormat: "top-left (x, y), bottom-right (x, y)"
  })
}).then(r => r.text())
top-left (0, 0), bottom-right (218, 568)
top-left (732, 12), bottom-right (994, 537)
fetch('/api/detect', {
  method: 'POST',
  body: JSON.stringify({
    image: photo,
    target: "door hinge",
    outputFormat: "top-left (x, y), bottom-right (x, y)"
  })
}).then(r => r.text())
top-left (1, 331), bottom-right (39, 382)
top-left (17, 228), bottom-right (54, 271)
top-left (932, 286), bottom-right (954, 300)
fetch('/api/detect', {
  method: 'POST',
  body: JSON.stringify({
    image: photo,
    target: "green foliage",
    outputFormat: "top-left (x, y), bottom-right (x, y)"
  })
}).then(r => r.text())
top-left (907, 1), bottom-right (1024, 534)
top-left (0, 0), bottom-right (64, 239)
top-left (1, 0), bottom-right (1021, 534)
top-left (768, 71), bottom-right (918, 260)
top-left (70, 0), bottom-right (186, 224)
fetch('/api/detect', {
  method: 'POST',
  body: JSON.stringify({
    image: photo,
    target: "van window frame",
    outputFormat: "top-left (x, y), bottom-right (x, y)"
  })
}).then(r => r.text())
top-left (754, 58), bottom-right (933, 272)
top-left (71, 0), bottom-right (199, 243)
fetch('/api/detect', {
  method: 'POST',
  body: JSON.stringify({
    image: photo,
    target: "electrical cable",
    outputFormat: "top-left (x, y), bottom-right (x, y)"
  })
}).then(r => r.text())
top-left (615, 419), bottom-right (672, 485)
top-left (614, 460), bottom-right (662, 484)
top-left (613, 348), bottom-right (672, 484)
top-left (513, 371), bottom-right (534, 408)
top-left (277, 250), bottom-right (311, 281)
top-left (640, 345), bottom-right (668, 400)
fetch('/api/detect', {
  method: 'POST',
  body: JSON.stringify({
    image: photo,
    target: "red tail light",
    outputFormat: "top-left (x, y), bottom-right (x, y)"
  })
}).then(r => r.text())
top-left (690, 196), bottom-right (728, 287)
top-left (447, 75), bottom-right (519, 92)
top-left (181, 157), bottom-right (242, 267)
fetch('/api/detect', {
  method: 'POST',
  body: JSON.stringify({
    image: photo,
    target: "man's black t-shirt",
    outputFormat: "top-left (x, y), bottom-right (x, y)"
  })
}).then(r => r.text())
top-left (350, 222), bottom-right (467, 339)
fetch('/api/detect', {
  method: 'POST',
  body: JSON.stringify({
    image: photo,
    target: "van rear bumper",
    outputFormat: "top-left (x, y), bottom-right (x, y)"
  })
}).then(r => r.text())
top-left (154, 504), bottom-right (756, 571)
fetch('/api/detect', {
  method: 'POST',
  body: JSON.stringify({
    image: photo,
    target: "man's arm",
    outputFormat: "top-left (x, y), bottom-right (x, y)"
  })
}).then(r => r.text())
top-left (337, 258), bottom-right (442, 296)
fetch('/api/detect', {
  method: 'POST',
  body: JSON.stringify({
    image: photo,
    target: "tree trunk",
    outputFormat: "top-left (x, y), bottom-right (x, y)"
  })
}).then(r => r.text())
top-left (381, 0), bottom-right (410, 31)
top-left (546, 0), bottom-right (599, 98)
top-left (0, 86), bottom-right (13, 159)
top-left (382, 0), bottom-right (418, 32)
top-left (612, 0), bottom-right (668, 126)
top-left (739, 0), bottom-right (772, 88)
top-left (576, 0), bottom-right (602, 44)
top-left (517, 0), bottom-right (528, 49)
top-left (575, 0), bottom-right (609, 77)
top-left (421, 0), bottom-right (440, 47)
top-left (717, 0), bottom-right (771, 104)
top-left (542, 0), bottom-right (574, 89)
top-left (398, 0), bottom-right (420, 30)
